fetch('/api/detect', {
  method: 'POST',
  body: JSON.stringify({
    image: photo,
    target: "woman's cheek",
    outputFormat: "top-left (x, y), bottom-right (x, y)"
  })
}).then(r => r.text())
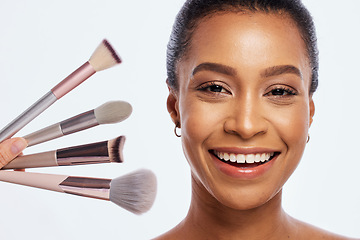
top-left (180, 100), bottom-right (223, 142)
top-left (277, 103), bottom-right (309, 144)
top-left (273, 102), bottom-right (309, 177)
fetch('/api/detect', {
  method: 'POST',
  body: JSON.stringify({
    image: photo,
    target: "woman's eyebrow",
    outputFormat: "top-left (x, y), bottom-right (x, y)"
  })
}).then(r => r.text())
top-left (192, 62), bottom-right (237, 76)
top-left (260, 65), bottom-right (303, 80)
top-left (192, 63), bottom-right (302, 80)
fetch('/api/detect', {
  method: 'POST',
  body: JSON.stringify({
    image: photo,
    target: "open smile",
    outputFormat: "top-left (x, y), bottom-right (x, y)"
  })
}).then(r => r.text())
top-left (210, 150), bottom-right (280, 172)
top-left (210, 149), bottom-right (280, 179)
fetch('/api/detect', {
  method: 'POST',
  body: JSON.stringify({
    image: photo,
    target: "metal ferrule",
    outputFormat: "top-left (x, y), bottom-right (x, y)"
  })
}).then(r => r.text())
top-left (0, 91), bottom-right (57, 143)
top-left (56, 140), bottom-right (110, 166)
top-left (59, 176), bottom-right (111, 200)
top-left (60, 110), bottom-right (98, 135)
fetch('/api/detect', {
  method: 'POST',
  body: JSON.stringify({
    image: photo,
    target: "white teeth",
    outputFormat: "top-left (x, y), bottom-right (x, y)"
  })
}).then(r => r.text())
top-left (254, 154), bottom-right (261, 163)
top-left (236, 154), bottom-right (246, 163)
top-left (214, 151), bottom-right (274, 164)
top-left (246, 154), bottom-right (255, 163)
top-left (260, 153), bottom-right (270, 162)
top-left (230, 154), bottom-right (237, 162)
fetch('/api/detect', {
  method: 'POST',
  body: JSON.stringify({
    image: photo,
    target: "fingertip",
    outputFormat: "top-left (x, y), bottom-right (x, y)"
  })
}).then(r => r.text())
top-left (10, 138), bottom-right (28, 155)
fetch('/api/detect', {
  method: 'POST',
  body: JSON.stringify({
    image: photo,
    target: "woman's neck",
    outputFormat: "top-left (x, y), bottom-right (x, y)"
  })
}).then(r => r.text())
top-left (174, 176), bottom-right (295, 240)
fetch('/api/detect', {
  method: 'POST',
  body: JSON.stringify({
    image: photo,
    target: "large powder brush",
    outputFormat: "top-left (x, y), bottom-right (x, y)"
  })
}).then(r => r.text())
top-left (0, 169), bottom-right (157, 215)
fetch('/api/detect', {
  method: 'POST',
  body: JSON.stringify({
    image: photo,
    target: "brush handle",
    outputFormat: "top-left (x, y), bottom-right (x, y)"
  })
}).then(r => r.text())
top-left (23, 123), bottom-right (63, 147)
top-left (0, 91), bottom-right (57, 143)
top-left (51, 62), bottom-right (95, 99)
top-left (3, 138), bottom-right (116, 169)
top-left (0, 170), bottom-right (111, 200)
top-left (23, 110), bottom-right (98, 147)
top-left (2, 151), bottom-right (57, 169)
top-left (0, 62), bottom-right (96, 144)
top-left (0, 170), bottom-right (68, 192)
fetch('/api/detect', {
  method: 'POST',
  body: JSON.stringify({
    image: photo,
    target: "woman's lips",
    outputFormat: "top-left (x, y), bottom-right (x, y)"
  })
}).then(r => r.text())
top-left (210, 149), bottom-right (280, 179)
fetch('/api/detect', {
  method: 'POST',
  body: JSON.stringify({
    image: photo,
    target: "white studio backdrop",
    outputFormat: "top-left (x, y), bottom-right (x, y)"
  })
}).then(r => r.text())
top-left (0, 0), bottom-right (359, 239)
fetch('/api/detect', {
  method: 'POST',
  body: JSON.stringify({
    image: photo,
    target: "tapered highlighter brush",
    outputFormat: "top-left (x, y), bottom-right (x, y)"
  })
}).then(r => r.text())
top-left (23, 101), bottom-right (132, 147)
top-left (0, 169), bottom-right (157, 214)
top-left (3, 136), bottom-right (125, 169)
top-left (0, 39), bottom-right (121, 143)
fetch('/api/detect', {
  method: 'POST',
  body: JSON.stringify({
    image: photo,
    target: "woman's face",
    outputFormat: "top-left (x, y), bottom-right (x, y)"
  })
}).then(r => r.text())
top-left (167, 12), bottom-right (315, 210)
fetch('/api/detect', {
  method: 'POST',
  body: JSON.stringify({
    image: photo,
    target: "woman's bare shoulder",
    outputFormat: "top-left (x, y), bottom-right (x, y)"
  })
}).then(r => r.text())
top-left (152, 218), bottom-right (359, 240)
top-left (292, 218), bottom-right (359, 240)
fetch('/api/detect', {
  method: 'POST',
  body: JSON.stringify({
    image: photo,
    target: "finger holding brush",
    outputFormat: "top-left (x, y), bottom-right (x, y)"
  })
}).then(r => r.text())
top-left (3, 136), bottom-right (125, 170)
top-left (0, 39), bottom-right (122, 143)
top-left (0, 169), bottom-right (157, 215)
top-left (23, 101), bottom-right (132, 147)
top-left (0, 138), bottom-right (27, 169)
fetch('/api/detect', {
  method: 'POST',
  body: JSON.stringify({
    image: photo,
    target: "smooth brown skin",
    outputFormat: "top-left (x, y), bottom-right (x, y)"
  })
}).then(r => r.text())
top-left (155, 13), bottom-right (358, 240)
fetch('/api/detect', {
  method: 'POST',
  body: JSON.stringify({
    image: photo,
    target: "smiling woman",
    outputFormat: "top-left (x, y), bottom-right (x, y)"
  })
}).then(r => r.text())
top-left (0, 0), bottom-right (359, 239)
top-left (155, 0), bottom-right (357, 239)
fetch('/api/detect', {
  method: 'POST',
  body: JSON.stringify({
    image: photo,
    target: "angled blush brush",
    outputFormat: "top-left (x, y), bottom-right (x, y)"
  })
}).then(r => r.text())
top-left (23, 101), bottom-right (132, 147)
top-left (0, 39), bottom-right (121, 143)
top-left (3, 136), bottom-right (125, 169)
top-left (0, 169), bottom-right (157, 214)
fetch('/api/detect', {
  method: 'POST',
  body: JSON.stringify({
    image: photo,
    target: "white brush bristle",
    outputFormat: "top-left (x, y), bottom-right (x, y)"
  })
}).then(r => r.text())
top-left (94, 101), bottom-right (132, 124)
top-left (89, 39), bottom-right (121, 72)
top-left (109, 169), bottom-right (157, 215)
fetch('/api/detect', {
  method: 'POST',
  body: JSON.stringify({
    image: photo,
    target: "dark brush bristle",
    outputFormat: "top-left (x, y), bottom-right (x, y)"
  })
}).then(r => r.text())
top-left (108, 136), bottom-right (125, 163)
top-left (103, 39), bottom-right (122, 63)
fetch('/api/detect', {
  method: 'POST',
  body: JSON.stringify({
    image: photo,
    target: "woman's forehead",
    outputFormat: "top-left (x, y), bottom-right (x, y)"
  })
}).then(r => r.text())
top-left (181, 13), bottom-right (310, 78)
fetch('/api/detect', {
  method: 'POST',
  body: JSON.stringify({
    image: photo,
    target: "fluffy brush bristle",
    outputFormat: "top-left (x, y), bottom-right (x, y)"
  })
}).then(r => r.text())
top-left (109, 169), bottom-right (157, 215)
top-left (108, 136), bottom-right (125, 163)
top-left (94, 101), bottom-right (132, 125)
top-left (89, 39), bottom-right (121, 72)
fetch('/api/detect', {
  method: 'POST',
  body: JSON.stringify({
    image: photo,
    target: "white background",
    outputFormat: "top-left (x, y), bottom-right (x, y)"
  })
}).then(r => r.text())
top-left (0, 0), bottom-right (359, 239)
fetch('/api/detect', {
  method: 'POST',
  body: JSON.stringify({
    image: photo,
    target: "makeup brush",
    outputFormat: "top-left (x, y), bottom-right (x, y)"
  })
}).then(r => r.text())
top-left (23, 101), bottom-right (132, 147)
top-left (3, 136), bottom-right (125, 169)
top-left (0, 169), bottom-right (157, 214)
top-left (0, 39), bottom-right (121, 143)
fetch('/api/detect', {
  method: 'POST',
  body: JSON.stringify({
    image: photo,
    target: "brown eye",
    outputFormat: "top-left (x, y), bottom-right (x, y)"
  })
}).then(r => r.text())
top-left (267, 87), bottom-right (296, 96)
top-left (197, 82), bottom-right (229, 94)
top-left (209, 85), bottom-right (224, 92)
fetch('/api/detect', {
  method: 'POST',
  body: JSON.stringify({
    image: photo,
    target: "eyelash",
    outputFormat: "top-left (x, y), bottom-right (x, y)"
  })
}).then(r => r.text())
top-left (197, 82), bottom-right (297, 99)
top-left (197, 82), bottom-right (229, 94)
top-left (265, 86), bottom-right (297, 97)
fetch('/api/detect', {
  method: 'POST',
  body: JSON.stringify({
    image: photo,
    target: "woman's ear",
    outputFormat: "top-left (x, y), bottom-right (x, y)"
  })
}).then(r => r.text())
top-left (166, 83), bottom-right (180, 125)
top-left (309, 97), bottom-right (315, 127)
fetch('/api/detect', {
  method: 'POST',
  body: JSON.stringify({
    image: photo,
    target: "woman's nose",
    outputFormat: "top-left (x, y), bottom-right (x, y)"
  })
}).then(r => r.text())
top-left (223, 94), bottom-right (268, 140)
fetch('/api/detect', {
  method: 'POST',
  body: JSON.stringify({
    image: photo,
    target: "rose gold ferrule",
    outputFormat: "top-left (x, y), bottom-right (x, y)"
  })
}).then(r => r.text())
top-left (51, 62), bottom-right (96, 99)
top-left (59, 177), bottom-right (111, 200)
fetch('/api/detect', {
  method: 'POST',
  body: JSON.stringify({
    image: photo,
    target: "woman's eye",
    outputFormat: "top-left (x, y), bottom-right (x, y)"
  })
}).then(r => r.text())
top-left (208, 85), bottom-right (225, 92)
top-left (266, 87), bottom-right (297, 96)
top-left (197, 82), bottom-right (228, 93)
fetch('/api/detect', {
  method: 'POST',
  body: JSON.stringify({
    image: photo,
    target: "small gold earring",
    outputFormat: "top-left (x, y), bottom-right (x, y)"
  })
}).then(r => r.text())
top-left (306, 134), bottom-right (310, 143)
top-left (174, 123), bottom-right (181, 137)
